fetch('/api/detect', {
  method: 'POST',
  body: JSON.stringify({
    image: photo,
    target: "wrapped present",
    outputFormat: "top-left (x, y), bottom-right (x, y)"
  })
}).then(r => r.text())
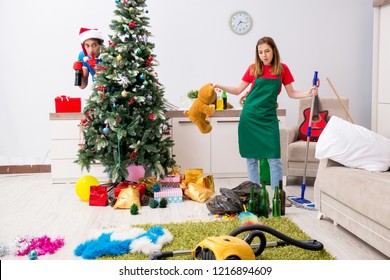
top-left (184, 168), bottom-right (203, 184)
top-left (55, 95), bottom-right (81, 113)
top-left (89, 186), bottom-right (108, 206)
top-left (160, 174), bottom-right (181, 188)
top-left (154, 187), bottom-right (183, 203)
top-left (114, 187), bottom-right (141, 209)
top-left (183, 182), bottom-right (213, 203)
top-left (127, 165), bottom-right (145, 182)
top-left (114, 182), bottom-right (146, 198)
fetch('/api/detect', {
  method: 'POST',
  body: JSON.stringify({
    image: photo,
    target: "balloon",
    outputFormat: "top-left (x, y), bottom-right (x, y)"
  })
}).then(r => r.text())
top-left (75, 175), bottom-right (100, 202)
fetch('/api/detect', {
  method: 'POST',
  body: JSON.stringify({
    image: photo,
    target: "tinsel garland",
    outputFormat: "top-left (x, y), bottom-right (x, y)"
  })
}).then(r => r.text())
top-left (16, 235), bottom-right (65, 256)
top-left (0, 235), bottom-right (65, 258)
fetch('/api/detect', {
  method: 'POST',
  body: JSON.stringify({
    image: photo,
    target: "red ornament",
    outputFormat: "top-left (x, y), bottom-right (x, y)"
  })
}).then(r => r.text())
top-left (130, 151), bottom-right (138, 160)
top-left (148, 55), bottom-right (154, 61)
top-left (129, 21), bottom-right (137, 28)
top-left (98, 85), bottom-right (107, 92)
top-left (109, 40), bottom-right (117, 47)
top-left (148, 113), bottom-right (155, 121)
top-left (128, 97), bottom-right (135, 105)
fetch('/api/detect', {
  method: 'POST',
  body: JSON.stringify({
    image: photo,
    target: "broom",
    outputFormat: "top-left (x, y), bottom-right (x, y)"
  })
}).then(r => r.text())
top-left (287, 71), bottom-right (318, 210)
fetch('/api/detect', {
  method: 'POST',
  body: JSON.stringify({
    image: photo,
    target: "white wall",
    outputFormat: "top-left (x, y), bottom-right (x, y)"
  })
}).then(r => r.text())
top-left (0, 0), bottom-right (374, 165)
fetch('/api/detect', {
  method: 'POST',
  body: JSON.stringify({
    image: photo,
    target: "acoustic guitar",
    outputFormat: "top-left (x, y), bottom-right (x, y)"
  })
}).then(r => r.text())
top-left (298, 95), bottom-right (329, 142)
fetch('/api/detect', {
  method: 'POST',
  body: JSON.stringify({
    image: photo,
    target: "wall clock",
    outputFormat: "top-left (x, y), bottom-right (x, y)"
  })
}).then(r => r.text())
top-left (229, 11), bottom-right (253, 35)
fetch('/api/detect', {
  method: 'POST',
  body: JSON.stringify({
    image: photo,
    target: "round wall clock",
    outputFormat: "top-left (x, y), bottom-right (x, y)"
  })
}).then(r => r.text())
top-left (229, 11), bottom-right (253, 35)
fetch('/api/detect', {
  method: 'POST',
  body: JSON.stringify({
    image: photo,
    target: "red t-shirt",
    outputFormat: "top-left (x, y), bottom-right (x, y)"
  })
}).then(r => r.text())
top-left (242, 63), bottom-right (294, 94)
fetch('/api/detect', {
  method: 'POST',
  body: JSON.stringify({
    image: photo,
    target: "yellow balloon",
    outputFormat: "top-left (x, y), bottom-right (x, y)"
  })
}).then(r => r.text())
top-left (75, 175), bottom-right (100, 202)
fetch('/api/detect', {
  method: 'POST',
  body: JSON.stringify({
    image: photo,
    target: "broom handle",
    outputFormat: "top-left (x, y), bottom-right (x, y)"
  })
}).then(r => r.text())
top-left (326, 77), bottom-right (356, 124)
top-left (302, 72), bottom-right (318, 186)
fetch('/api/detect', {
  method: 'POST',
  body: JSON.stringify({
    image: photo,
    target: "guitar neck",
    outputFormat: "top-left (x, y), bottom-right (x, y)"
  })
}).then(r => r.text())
top-left (312, 95), bottom-right (319, 120)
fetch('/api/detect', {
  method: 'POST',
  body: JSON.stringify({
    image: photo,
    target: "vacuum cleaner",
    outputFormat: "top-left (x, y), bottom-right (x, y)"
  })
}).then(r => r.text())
top-left (150, 224), bottom-right (324, 260)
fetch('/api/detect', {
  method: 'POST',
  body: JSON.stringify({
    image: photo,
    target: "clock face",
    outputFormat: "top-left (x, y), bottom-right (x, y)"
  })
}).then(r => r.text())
top-left (230, 11), bottom-right (253, 35)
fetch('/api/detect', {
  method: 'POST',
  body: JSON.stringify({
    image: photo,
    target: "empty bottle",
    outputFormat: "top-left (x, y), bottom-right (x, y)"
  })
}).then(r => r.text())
top-left (273, 186), bottom-right (281, 217)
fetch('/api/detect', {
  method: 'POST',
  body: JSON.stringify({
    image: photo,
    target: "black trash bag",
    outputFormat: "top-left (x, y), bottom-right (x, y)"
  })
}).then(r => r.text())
top-left (231, 181), bottom-right (261, 204)
top-left (206, 188), bottom-right (244, 214)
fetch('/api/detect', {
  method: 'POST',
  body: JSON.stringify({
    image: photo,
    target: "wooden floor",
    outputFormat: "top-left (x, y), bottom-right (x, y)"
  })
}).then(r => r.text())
top-left (0, 173), bottom-right (388, 260)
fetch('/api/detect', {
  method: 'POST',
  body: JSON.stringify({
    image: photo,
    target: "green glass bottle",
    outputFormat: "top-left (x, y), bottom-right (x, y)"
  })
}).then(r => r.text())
top-left (222, 90), bottom-right (228, 110)
top-left (248, 185), bottom-right (256, 213)
top-left (273, 186), bottom-right (281, 217)
top-left (279, 180), bottom-right (286, 216)
top-left (261, 181), bottom-right (269, 218)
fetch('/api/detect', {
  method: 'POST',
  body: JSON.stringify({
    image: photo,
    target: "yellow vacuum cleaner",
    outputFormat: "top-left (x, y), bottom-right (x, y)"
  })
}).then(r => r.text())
top-left (150, 224), bottom-right (324, 260)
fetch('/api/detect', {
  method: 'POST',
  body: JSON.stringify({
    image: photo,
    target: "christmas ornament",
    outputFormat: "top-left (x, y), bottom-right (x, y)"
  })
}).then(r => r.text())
top-left (147, 94), bottom-right (152, 101)
top-left (28, 250), bottom-right (38, 260)
top-left (103, 125), bottom-right (110, 135)
top-left (148, 113), bottom-right (155, 121)
top-left (117, 54), bottom-right (122, 61)
top-left (130, 151), bottom-right (138, 160)
top-left (153, 183), bottom-right (161, 192)
top-left (128, 97), bottom-right (135, 105)
top-left (162, 124), bottom-right (168, 132)
top-left (137, 49), bottom-right (142, 55)
top-left (139, 74), bottom-right (145, 80)
top-left (148, 199), bottom-right (159, 209)
top-left (128, 21), bottom-right (137, 28)
top-left (159, 198), bottom-right (168, 208)
top-left (121, 90), bottom-right (128, 97)
top-left (141, 195), bottom-right (151, 206)
top-left (130, 203), bottom-right (139, 215)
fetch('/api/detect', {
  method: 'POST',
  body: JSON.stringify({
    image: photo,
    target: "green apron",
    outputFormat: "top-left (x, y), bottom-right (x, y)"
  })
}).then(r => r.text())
top-left (238, 75), bottom-right (281, 158)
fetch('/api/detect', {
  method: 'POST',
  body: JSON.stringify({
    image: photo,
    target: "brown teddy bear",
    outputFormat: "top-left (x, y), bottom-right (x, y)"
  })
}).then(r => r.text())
top-left (183, 83), bottom-right (216, 134)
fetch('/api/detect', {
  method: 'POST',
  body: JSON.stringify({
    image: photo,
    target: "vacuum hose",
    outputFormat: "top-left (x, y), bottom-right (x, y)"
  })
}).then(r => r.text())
top-left (229, 224), bottom-right (323, 256)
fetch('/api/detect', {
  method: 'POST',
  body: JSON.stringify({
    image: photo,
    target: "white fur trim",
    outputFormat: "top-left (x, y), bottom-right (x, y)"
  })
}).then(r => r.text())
top-left (111, 228), bottom-right (146, 241)
top-left (130, 237), bottom-right (162, 255)
top-left (80, 29), bottom-right (103, 43)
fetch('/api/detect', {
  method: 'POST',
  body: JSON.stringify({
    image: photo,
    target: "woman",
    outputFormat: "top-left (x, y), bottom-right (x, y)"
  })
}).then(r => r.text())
top-left (214, 36), bottom-right (318, 188)
top-left (73, 28), bottom-right (104, 89)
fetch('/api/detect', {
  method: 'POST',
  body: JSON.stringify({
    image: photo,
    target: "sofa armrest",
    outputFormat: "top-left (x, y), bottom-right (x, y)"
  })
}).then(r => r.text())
top-left (280, 125), bottom-right (298, 176)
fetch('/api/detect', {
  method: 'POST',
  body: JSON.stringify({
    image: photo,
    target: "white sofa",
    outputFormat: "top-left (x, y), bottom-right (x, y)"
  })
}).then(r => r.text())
top-left (314, 158), bottom-right (390, 257)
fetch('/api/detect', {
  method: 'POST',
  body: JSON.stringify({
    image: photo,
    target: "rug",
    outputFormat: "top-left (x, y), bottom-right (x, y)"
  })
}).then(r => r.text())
top-left (97, 217), bottom-right (335, 260)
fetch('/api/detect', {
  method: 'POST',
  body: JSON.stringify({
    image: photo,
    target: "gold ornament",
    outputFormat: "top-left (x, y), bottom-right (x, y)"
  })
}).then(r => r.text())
top-left (117, 54), bottom-right (122, 61)
top-left (121, 90), bottom-right (128, 97)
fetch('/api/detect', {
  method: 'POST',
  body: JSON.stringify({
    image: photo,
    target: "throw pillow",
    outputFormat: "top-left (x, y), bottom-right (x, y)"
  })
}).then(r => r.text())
top-left (315, 116), bottom-right (390, 172)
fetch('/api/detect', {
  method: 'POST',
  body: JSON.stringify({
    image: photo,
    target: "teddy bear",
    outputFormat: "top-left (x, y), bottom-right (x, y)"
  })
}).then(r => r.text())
top-left (183, 83), bottom-right (216, 134)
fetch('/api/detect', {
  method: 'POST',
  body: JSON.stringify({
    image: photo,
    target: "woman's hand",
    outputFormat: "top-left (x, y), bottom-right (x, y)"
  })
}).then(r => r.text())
top-left (307, 78), bottom-right (320, 96)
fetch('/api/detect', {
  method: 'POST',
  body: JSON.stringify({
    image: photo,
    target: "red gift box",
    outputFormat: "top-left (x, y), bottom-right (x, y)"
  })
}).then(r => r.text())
top-left (89, 185), bottom-right (108, 206)
top-left (55, 95), bottom-right (81, 113)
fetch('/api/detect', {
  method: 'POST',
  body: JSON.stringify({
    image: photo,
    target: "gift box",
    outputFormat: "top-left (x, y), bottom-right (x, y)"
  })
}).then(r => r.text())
top-left (154, 187), bottom-right (183, 203)
top-left (89, 186), bottom-right (108, 206)
top-left (55, 95), bottom-right (81, 113)
top-left (127, 165), bottom-right (145, 182)
top-left (160, 174), bottom-right (181, 188)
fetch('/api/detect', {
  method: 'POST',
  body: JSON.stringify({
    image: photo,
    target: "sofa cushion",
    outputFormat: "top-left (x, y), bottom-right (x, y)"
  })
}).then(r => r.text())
top-left (319, 166), bottom-right (390, 229)
top-left (316, 116), bottom-right (390, 172)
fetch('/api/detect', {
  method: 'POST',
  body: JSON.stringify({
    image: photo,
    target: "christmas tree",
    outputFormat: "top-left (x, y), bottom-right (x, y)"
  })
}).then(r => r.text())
top-left (76, 0), bottom-right (176, 183)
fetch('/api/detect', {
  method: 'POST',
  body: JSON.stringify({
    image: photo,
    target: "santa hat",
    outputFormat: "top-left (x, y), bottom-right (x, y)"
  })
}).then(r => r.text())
top-left (79, 27), bottom-right (104, 55)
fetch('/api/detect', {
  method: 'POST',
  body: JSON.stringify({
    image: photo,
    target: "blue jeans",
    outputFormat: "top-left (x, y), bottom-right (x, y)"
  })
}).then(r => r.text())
top-left (246, 158), bottom-right (282, 189)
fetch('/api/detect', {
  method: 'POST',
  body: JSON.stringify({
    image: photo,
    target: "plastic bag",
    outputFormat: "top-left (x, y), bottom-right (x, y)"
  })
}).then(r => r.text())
top-left (231, 181), bottom-right (261, 204)
top-left (206, 188), bottom-right (244, 214)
